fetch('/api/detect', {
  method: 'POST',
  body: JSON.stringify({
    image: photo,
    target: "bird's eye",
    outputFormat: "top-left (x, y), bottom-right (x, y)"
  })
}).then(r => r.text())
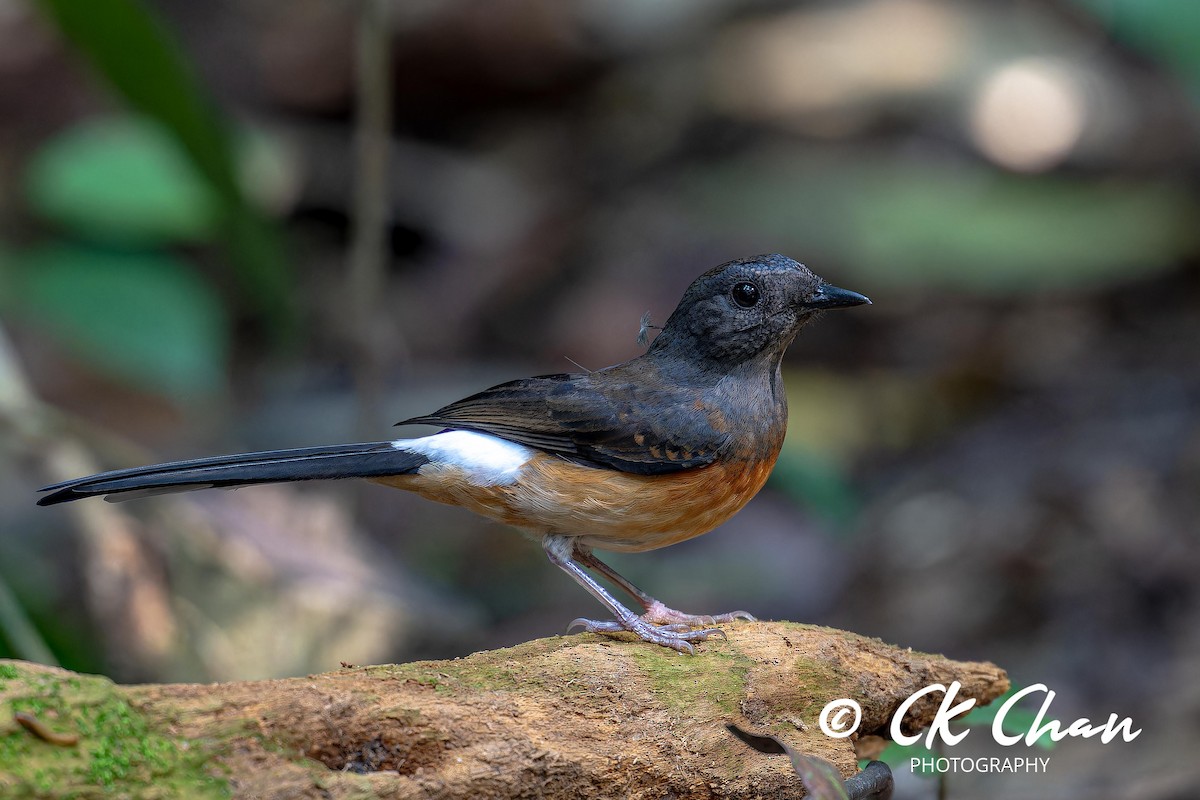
top-left (731, 282), bottom-right (760, 308)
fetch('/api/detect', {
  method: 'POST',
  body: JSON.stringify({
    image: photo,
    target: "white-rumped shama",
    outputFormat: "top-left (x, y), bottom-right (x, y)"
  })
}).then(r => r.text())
top-left (38, 254), bottom-right (869, 652)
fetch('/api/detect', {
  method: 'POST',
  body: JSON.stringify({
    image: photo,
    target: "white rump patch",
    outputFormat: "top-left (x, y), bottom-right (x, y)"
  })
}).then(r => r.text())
top-left (393, 430), bottom-right (533, 485)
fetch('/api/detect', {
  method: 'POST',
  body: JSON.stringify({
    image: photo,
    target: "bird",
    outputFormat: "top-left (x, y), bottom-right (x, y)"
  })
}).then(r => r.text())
top-left (37, 254), bottom-right (870, 652)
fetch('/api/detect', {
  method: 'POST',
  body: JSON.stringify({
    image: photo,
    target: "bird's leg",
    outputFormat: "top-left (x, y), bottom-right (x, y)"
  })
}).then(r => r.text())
top-left (573, 545), bottom-right (756, 628)
top-left (542, 534), bottom-right (722, 654)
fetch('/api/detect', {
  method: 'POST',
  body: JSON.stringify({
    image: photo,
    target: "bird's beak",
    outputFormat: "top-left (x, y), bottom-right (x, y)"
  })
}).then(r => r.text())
top-left (804, 282), bottom-right (871, 310)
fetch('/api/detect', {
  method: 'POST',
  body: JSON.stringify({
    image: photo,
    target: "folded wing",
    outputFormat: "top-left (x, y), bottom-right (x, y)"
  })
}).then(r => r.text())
top-left (399, 373), bottom-right (728, 475)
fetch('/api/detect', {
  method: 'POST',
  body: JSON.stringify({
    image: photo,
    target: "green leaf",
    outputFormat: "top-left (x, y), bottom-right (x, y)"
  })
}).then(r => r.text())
top-left (34, 0), bottom-right (237, 202)
top-left (26, 116), bottom-right (219, 245)
top-left (34, 0), bottom-right (292, 333)
top-left (8, 244), bottom-right (229, 398)
top-left (1072, 0), bottom-right (1200, 91)
top-left (686, 154), bottom-right (1197, 294)
top-left (846, 172), bottom-right (1196, 292)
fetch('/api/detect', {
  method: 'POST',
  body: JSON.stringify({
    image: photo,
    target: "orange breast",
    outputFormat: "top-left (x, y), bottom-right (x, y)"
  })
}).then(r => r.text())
top-left (372, 452), bottom-right (777, 553)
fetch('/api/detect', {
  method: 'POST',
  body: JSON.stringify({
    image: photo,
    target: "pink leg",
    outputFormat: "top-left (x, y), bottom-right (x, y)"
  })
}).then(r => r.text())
top-left (574, 545), bottom-right (756, 627)
top-left (543, 536), bottom-right (755, 653)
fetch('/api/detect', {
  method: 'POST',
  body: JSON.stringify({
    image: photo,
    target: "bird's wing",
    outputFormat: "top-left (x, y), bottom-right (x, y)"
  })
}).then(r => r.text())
top-left (398, 373), bottom-right (728, 475)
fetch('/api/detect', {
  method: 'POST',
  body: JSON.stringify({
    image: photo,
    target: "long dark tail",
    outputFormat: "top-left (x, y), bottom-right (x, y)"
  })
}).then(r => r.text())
top-left (37, 441), bottom-right (429, 506)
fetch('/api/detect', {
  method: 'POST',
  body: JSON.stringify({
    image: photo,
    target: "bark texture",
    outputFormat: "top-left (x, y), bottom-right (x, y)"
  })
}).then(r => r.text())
top-left (0, 621), bottom-right (1008, 799)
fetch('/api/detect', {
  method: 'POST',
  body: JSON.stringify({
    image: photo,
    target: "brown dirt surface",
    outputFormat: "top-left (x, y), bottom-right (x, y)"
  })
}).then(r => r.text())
top-left (1, 621), bottom-right (1007, 799)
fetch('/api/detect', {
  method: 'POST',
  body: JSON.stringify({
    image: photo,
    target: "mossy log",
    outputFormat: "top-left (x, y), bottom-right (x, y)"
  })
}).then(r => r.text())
top-left (0, 621), bottom-right (1008, 799)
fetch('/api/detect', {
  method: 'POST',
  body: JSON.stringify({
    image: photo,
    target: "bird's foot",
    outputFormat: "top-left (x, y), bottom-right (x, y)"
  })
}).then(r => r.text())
top-left (639, 600), bottom-right (756, 628)
top-left (567, 614), bottom-right (730, 654)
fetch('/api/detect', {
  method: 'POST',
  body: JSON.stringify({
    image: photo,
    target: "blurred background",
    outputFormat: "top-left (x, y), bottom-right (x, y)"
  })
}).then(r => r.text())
top-left (0, 0), bottom-right (1197, 797)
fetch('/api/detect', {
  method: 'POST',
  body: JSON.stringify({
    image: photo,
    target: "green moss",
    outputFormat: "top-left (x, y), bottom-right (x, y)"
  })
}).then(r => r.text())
top-left (791, 655), bottom-right (847, 717)
top-left (369, 635), bottom-right (757, 712)
top-left (367, 637), bottom-right (571, 694)
top-left (0, 662), bottom-right (229, 799)
top-left (630, 645), bottom-right (753, 716)
top-left (433, 660), bottom-right (522, 693)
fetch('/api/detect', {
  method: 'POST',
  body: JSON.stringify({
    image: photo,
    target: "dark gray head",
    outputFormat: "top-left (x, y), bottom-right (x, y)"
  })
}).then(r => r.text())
top-left (648, 254), bottom-right (870, 368)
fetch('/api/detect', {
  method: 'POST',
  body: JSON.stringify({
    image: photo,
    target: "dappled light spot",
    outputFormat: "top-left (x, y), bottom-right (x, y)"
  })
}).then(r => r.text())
top-left (970, 58), bottom-right (1087, 173)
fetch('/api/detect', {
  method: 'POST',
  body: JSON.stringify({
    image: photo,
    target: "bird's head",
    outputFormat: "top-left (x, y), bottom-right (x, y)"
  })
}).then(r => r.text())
top-left (649, 254), bottom-right (870, 368)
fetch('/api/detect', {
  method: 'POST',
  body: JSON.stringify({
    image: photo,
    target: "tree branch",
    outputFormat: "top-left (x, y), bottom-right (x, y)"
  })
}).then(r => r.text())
top-left (0, 621), bottom-right (1008, 798)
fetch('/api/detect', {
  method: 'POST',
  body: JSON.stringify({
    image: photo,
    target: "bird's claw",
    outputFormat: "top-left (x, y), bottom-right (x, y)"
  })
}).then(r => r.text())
top-left (567, 615), bottom-right (729, 653)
